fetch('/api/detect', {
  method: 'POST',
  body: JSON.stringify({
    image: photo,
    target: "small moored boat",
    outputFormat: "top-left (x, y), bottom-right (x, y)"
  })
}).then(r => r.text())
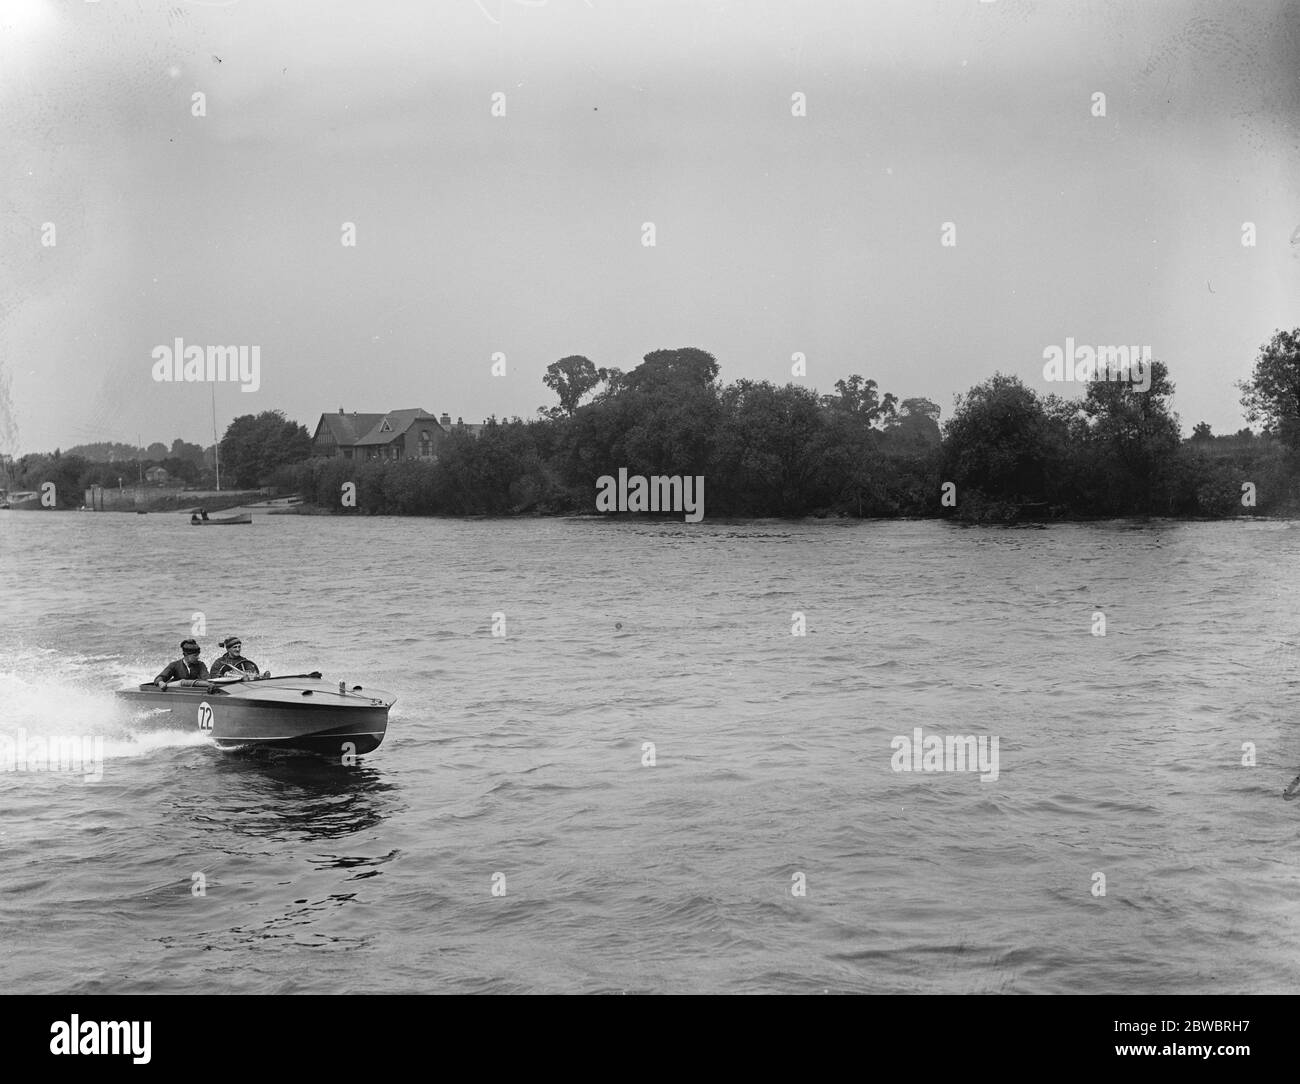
top-left (116, 673), bottom-right (394, 754)
top-left (190, 512), bottom-right (252, 525)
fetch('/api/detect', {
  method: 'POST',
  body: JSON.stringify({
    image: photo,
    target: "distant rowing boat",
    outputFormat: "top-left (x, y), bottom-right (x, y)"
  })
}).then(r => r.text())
top-left (190, 512), bottom-right (252, 525)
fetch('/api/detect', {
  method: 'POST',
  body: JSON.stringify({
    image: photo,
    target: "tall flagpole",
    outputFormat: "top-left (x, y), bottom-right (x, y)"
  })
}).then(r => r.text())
top-left (212, 382), bottom-right (221, 491)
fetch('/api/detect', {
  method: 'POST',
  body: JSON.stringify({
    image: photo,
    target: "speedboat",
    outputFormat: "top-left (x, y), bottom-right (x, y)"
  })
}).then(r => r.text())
top-left (116, 673), bottom-right (394, 755)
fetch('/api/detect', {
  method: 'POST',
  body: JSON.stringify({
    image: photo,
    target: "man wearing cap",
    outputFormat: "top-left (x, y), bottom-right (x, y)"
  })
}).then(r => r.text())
top-left (154, 639), bottom-right (210, 688)
top-left (209, 637), bottom-right (267, 679)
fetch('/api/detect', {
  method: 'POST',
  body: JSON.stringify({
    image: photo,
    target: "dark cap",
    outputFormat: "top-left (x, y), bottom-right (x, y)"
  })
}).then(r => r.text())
top-left (220, 637), bottom-right (242, 649)
top-left (180, 639), bottom-right (200, 654)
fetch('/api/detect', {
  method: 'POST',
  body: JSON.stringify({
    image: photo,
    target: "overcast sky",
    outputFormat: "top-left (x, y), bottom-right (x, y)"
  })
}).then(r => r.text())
top-left (1, 0), bottom-right (1297, 455)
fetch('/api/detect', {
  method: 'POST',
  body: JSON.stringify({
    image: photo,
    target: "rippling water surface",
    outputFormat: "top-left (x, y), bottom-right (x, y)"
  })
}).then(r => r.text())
top-left (1, 512), bottom-right (1298, 993)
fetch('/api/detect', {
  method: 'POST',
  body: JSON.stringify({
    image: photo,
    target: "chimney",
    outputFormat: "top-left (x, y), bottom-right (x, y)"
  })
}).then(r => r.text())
top-left (338, 407), bottom-right (344, 415)
top-left (440, 413), bottom-right (451, 426)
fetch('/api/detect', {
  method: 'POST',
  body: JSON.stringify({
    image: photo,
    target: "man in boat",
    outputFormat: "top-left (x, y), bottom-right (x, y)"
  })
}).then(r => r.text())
top-left (154, 639), bottom-right (210, 688)
top-left (209, 636), bottom-right (269, 679)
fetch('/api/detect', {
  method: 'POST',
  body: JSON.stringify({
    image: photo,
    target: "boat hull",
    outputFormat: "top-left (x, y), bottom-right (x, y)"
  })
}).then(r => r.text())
top-left (116, 677), bottom-right (393, 755)
top-left (190, 513), bottom-right (252, 525)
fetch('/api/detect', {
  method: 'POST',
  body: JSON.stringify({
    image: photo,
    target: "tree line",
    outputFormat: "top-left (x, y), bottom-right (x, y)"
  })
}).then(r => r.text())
top-left (8, 329), bottom-right (1299, 519)
top-left (4, 419), bottom-right (309, 505)
top-left (277, 330), bottom-right (1300, 520)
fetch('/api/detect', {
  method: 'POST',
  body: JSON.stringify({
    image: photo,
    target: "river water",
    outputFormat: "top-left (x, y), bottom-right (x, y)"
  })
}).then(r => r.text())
top-left (1, 512), bottom-right (1297, 993)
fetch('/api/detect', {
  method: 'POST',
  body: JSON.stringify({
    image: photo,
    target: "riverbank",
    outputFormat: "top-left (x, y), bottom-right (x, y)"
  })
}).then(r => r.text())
top-left (71, 490), bottom-right (283, 514)
top-left (259, 500), bottom-right (1300, 523)
top-left (10, 489), bottom-right (1299, 522)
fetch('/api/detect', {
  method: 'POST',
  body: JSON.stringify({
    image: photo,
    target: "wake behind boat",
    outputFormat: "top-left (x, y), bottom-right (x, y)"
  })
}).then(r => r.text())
top-left (116, 673), bottom-right (394, 755)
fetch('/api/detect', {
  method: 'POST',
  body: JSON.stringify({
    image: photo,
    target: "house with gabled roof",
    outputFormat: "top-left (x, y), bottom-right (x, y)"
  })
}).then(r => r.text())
top-left (312, 408), bottom-right (486, 461)
top-left (313, 411), bottom-right (384, 459)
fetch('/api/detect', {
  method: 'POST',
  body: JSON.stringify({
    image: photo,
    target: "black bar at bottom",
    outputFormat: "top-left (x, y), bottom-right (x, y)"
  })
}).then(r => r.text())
top-left (1, 993), bottom-right (1290, 1070)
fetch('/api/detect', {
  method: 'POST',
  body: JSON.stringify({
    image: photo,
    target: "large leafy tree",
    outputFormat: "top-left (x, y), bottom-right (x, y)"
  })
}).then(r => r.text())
top-left (1238, 328), bottom-right (1300, 451)
top-left (1081, 359), bottom-right (1181, 513)
top-left (622, 347), bottom-right (719, 394)
top-left (809, 377), bottom-right (903, 512)
top-left (620, 349), bottom-right (720, 478)
top-left (542, 355), bottom-right (608, 418)
top-left (883, 397), bottom-right (941, 447)
top-left (942, 373), bottom-right (1056, 503)
top-left (820, 374), bottom-right (898, 427)
top-left (219, 410), bottom-right (311, 488)
top-left (558, 348), bottom-right (721, 488)
top-left (713, 381), bottom-right (831, 515)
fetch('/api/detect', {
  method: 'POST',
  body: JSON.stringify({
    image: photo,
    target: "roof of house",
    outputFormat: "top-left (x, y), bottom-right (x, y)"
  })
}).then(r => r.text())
top-left (314, 412), bottom-right (386, 446)
top-left (315, 409), bottom-right (483, 448)
top-left (355, 408), bottom-right (441, 446)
